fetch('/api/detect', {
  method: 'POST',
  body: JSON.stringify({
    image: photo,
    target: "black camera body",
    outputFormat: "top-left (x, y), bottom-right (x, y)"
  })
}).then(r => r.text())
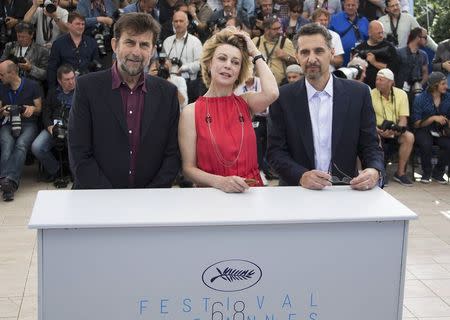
top-left (430, 121), bottom-right (450, 138)
top-left (6, 105), bottom-right (25, 138)
top-left (40, 0), bottom-right (57, 13)
top-left (379, 119), bottom-right (407, 134)
top-left (386, 33), bottom-right (399, 46)
top-left (170, 57), bottom-right (183, 68)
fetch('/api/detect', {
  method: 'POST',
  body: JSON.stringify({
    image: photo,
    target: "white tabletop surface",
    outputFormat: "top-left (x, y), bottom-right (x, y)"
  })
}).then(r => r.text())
top-left (28, 186), bottom-right (417, 229)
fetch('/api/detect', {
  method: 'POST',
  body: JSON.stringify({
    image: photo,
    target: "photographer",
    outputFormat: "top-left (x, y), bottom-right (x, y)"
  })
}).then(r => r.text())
top-left (0, 60), bottom-right (41, 201)
top-left (76, 0), bottom-right (116, 35)
top-left (252, 16), bottom-right (295, 85)
top-left (162, 10), bottom-right (202, 103)
top-left (23, 0), bottom-right (69, 49)
top-left (371, 68), bottom-right (414, 186)
top-left (352, 20), bottom-right (397, 88)
top-left (123, 0), bottom-right (159, 19)
top-left (31, 64), bottom-right (75, 183)
top-left (412, 72), bottom-right (450, 184)
top-left (378, 0), bottom-right (437, 50)
top-left (47, 12), bottom-right (99, 88)
top-left (0, 22), bottom-right (49, 87)
top-left (396, 27), bottom-right (429, 99)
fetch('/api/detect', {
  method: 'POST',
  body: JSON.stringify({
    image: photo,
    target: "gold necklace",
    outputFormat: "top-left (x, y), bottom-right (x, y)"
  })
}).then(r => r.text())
top-left (205, 96), bottom-right (245, 167)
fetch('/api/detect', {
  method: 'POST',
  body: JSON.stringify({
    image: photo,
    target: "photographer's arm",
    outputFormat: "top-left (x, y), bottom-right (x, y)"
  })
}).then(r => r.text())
top-left (23, 0), bottom-right (40, 23)
top-left (366, 52), bottom-right (386, 70)
top-left (22, 98), bottom-right (42, 118)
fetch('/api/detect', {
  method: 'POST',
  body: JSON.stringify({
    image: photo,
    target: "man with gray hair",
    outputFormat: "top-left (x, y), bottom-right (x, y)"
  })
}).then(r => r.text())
top-left (268, 23), bottom-right (384, 190)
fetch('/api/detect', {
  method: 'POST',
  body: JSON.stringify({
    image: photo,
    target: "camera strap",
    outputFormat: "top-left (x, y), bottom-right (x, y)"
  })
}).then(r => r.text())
top-left (168, 34), bottom-right (189, 62)
top-left (389, 14), bottom-right (400, 44)
top-left (42, 12), bottom-right (54, 42)
top-left (380, 88), bottom-right (397, 123)
top-left (7, 78), bottom-right (25, 105)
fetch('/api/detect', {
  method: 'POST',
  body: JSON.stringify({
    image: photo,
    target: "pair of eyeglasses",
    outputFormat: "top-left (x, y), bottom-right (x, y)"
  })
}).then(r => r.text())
top-left (328, 162), bottom-right (353, 185)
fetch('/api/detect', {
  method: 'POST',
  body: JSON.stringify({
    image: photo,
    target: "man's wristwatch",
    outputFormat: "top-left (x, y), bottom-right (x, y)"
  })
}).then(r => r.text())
top-left (252, 54), bottom-right (265, 64)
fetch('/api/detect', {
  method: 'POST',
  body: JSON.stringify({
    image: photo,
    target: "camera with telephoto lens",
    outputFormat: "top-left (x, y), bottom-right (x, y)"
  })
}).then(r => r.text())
top-left (351, 45), bottom-right (391, 60)
top-left (157, 53), bottom-right (170, 79)
top-left (52, 102), bottom-right (69, 143)
top-left (91, 24), bottom-right (111, 56)
top-left (410, 81), bottom-right (423, 95)
top-left (40, 0), bottom-right (57, 13)
top-left (5, 105), bottom-right (25, 138)
top-left (333, 65), bottom-right (364, 81)
top-left (379, 119), bottom-right (407, 134)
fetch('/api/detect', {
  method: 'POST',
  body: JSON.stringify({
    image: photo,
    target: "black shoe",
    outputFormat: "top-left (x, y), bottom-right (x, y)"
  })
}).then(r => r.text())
top-left (3, 191), bottom-right (14, 201)
top-left (432, 173), bottom-right (448, 184)
top-left (0, 178), bottom-right (17, 193)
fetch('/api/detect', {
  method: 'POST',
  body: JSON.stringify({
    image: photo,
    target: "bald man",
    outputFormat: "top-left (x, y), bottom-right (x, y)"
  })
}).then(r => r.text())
top-left (162, 10), bottom-right (203, 102)
top-left (0, 60), bottom-right (42, 201)
top-left (352, 20), bottom-right (398, 88)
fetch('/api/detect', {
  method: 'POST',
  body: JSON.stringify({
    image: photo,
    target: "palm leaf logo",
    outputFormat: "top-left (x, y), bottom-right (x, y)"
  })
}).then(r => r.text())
top-left (210, 267), bottom-right (255, 283)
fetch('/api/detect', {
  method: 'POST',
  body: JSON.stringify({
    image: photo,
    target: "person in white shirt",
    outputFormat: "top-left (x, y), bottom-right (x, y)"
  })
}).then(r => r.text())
top-left (378, 0), bottom-right (437, 51)
top-left (311, 8), bottom-right (344, 72)
top-left (23, 0), bottom-right (69, 49)
top-left (163, 10), bottom-right (203, 102)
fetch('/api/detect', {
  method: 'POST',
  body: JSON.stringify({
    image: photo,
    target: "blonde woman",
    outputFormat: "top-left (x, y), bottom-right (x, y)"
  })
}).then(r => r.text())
top-left (179, 28), bottom-right (278, 193)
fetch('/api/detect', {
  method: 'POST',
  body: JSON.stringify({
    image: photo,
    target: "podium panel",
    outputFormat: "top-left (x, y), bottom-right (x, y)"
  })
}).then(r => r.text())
top-left (29, 187), bottom-right (417, 320)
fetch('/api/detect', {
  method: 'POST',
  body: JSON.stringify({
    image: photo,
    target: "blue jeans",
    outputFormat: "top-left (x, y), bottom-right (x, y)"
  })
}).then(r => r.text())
top-left (0, 122), bottom-right (38, 185)
top-left (31, 129), bottom-right (59, 176)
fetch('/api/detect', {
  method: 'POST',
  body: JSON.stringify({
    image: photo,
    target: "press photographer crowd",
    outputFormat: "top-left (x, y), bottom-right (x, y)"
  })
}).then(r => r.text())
top-left (0, 0), bottom-right (449, 201)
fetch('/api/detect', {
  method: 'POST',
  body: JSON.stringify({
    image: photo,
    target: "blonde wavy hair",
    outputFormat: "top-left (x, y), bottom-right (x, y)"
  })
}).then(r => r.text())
top-left (200, 28), bottom-right (252, 89)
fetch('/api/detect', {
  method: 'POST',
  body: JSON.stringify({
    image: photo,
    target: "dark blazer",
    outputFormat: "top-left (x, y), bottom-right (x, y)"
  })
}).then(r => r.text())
top-left (267, 76), bottom-right (385, 186)
top-left (68, 69), bottom-right (181, 189)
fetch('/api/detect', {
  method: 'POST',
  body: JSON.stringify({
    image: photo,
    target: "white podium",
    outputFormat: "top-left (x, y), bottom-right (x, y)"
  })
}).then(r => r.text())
top-left (29, 187), bottom-right (416, 320)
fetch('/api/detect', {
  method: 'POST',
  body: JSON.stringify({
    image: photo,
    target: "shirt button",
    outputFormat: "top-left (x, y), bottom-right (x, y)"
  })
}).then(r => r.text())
top-left (130, 91), bottom-right (133, 95)
top-left (129, 170), bottom-right (132, 175)
top-left (129, 110), bottom-right (133, 114)
top-left (130, 150), bottom-right (133, 155)
top-left (129, 130), bottom-right (132, 134)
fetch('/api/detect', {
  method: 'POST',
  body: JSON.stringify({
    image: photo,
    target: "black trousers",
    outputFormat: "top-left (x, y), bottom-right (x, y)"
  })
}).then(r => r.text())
top-left (415, 127), bottom-right (450, 175)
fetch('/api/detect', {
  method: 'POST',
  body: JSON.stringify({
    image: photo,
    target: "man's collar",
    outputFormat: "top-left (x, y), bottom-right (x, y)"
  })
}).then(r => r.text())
top-left (305, 74), bottom-right (333, 101)
top-left (175, 31), bottom-right (188, 40)
top-left (111, 62), bottom-right (147, 92)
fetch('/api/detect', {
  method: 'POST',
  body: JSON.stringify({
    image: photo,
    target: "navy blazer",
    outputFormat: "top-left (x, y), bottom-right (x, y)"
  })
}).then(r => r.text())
top-left (267, 76), bottom-right (385, 186)
top-left (68, 69), bottom-right (181, 189)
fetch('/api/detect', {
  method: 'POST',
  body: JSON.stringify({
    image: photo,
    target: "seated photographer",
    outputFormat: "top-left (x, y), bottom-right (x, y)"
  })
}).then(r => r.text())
top-left (0, 22), bottom-right (50, 87)
top-left (396, 27), bottom-right (429, 96)
top-left (31, 64), bottom-right (75, 182)
top-left (371, 68), bottom-right (414, 186)
top-left (23, 0), bottom-right (69, 49)
top-left (0, 60), bottom-right (41, 201)
top-left (162, 10), bottom-right (202, 103)
top-left (352, 20), bottom-right (397, 88)
top-left (412, 72), bottom-right (450, 184)
top-left (47, 12), bottom-right (99, 89)
top-left (149, 59), bottom-right (188, 109)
